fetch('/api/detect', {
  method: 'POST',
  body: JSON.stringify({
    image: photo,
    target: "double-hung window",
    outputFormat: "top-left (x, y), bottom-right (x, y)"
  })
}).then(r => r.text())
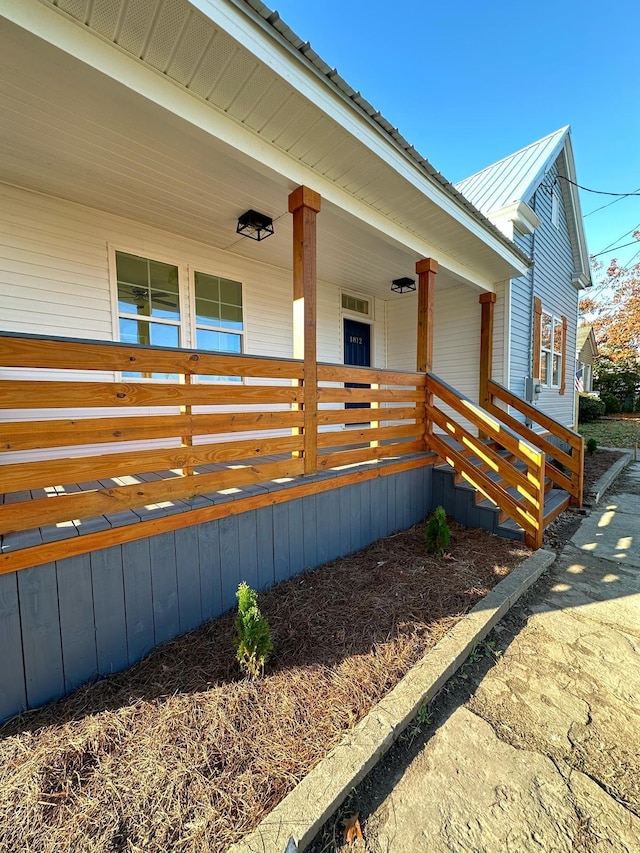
top-left (534, 297), bottom-right (567, 394)
top-left (114, 251), bottom-right (244, 379)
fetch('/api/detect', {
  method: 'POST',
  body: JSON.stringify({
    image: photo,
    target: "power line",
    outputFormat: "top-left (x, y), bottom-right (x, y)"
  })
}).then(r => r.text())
top-left (597, 223), bottom-right (640, 255)
top-left (591, 238), bottom-right (640, 259)
top-left (556, 175), bottom-right (640, 197)
top-left (585, 192), bottom-right (639, 218)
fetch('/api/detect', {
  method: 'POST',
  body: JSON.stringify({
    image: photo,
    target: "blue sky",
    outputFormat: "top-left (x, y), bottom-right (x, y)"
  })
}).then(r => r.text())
top-left (271, 0), bottom-right (640, 271)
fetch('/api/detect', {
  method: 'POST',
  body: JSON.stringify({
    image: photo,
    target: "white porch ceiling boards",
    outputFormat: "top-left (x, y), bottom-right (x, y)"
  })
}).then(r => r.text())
top-left (1, 0), bottom-right (526, 292)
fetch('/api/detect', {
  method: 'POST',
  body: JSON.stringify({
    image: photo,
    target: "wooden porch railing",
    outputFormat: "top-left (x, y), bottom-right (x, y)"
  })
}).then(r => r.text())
top-left (486, 379), bottom-right (584, 506)
top-left (425, 373), bottom-right (546, 549)
top-left (0, 334), bottom-right (430, 559)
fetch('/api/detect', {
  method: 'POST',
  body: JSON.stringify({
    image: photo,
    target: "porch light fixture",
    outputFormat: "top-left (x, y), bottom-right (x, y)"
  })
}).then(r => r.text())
top-left (236, 209), bottom-right (274, 241)
top-left (391, 277), bottom-right (416, 293)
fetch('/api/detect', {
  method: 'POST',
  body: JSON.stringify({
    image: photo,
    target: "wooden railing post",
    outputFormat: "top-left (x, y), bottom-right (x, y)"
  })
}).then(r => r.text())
top-left (416, 258), bottom-right (438, 450)
top-left (289, 185), bottom-right (321, 475)
top-left (479, 292), bottom-right (496, 409)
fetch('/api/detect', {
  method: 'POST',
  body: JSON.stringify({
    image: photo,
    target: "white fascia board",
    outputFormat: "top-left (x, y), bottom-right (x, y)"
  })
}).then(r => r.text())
top-left (488, 201), bottom-right (541, 239)
top-left (0, 0), bottom-right (505, 291)
top-left (192, 0), bottom-right (528, 274)
top-left (560, 141), bottom-right (591, 284)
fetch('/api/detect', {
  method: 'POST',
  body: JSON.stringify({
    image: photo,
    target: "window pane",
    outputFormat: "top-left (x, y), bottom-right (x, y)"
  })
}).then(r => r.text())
top-left (194, 272), bottom-right (220, 303)
top-left (197, 328), bottom-right (242, 353)
top-left (116, 252), bottom-right (148, 288)
top-left (540, 351), bottom-right (549, 385)
top-left (119, 318), bottom-right (179, 348)
top-left (553, 320), bottom-right (563, 354)
top-left (117, 252), bottom-right (180, 321)
top-left (195, 297), bottom-right (221, 326)
top-left (149, 287), bottom-right (180, 320)
top-left (541, 314), bottom-right (552, 349)
top-left (219, 278), bottom-right (242, 306)
top-left (553, 354), bottom-right (561, 386)
top-left (219, 303), bottom-right (243, 329)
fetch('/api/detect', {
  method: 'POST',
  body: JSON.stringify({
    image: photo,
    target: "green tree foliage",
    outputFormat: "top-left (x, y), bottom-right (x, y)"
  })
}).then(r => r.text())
top-left (235, 582), bottom-right (272, 679)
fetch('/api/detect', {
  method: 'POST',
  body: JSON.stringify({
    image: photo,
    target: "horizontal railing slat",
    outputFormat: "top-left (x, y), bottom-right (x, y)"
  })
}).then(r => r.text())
top-left (0, 333), bottom-right (305, 378)
top-left (317, 406), bottom-right (421, 426)
top-left (318, 388), bottom-right (425, 403)
top-left (317, 363), bottom-right (427, 386)
top-left (317, 422), bottom-right (421, 449)
top-left (0, 411), bottom-right (305, 452)
top-left (0, 380), bottom-right (303, 409)
top-left (318, 440), bottom-right (424, 470)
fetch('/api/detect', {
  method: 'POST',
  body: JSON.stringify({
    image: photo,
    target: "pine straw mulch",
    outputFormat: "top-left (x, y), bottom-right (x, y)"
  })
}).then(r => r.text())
top-left (0, 521), bottom-right (529, 853)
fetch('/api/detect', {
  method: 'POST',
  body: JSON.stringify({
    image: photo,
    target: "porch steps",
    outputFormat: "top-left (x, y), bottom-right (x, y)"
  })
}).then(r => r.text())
top-left (432, 439), bottom-right (571, 544)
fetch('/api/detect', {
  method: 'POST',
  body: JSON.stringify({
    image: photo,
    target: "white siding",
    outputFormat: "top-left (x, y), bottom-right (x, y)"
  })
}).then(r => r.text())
top-left (0, 183), bottom-right (394, 461)
top-left (509, 158), bottom-right (579, 428)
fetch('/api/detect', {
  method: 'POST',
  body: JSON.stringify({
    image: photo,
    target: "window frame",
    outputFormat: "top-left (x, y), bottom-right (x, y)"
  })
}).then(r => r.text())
top-left (109, 245), bottom-right (246, 383)
top-left (533, 297), bottom-right (567, 395)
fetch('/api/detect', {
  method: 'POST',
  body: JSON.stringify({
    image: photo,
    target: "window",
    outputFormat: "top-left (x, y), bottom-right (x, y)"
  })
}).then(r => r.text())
top-left (533, 297), bottom-right (567, 394)
top-left (551, 189), bottom-right (560, 228)
top-left (114, 251), bottom-right (244, 380)
top-left (194, 271), bottom-right (244, 382)
top-left (341, 292), bottom-right (370, 317)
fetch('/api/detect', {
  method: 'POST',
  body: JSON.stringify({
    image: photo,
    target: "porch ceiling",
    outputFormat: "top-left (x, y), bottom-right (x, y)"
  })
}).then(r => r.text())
top-left (0, 13), bottom-right (499, 296)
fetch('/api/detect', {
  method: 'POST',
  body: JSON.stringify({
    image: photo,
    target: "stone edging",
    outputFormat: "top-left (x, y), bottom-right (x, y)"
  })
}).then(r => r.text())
top-left (586, 450), bottom-right (633, 505)
top-left (227, 548), bottom-right (556, 853)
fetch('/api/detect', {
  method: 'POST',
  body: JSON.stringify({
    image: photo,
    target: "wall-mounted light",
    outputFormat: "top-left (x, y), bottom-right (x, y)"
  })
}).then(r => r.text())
top-left (236, 209), bottom-right (275, 241)
top-left (391, 277), bottom-right (416, 293)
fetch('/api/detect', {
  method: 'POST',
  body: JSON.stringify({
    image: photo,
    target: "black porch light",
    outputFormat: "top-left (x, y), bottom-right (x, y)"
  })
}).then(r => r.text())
top-left (236, 209), bottom-right (275, 241)
top-left (391, 277), bottom-right (416, 293)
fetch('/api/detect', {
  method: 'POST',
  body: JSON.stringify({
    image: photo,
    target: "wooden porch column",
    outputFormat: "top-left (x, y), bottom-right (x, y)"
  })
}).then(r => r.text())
top-left (288, 185), bottom-right (321, 475)
top-left (416, 258), bottom-right (438, 373)
top-left (416, 258), bottom-right (438, 451)
top-left (479, 292), bottom-right (496, 409)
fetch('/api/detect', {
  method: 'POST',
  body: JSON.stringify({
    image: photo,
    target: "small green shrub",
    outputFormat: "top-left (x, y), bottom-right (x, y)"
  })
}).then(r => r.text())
top-left (586, 437), bottom-right (598, 456)
top-left (235, 582), bottom-right (272, 679)
top-left (425, 505), bottom-right (451, 556)
top-left (600, 392), bottom-right (621, 415)
top-left (578, 393), bottom-right (606, 424)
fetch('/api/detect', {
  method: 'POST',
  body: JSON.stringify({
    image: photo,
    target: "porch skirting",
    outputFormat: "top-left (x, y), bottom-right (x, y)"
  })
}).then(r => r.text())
top-left (0, 465), bottom-right (433, 724)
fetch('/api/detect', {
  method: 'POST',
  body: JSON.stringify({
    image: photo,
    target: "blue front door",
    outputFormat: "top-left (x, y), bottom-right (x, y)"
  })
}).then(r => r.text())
top-left (344, 318), bottom-right (370, 410)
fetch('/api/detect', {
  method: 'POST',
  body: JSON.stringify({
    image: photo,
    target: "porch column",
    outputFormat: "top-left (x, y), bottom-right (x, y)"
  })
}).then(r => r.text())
top-left (416, 258), bottom-right (438, 451)
top-left (288, 185), bottom-right (321, 475)
top-left (416, 258), bottom-right (438, 373)
top-left (479, 292), bottom-right (496, 408)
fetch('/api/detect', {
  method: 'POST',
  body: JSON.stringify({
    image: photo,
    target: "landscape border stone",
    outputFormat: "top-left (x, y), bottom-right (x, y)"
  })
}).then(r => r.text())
top-left (227, 548), bottom-right (556, 853)
top-left (585, 449), bottom-right (633, 505)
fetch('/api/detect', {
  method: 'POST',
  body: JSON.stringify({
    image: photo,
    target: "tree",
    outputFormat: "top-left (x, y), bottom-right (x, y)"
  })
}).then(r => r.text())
top-left (581, 233), bottom-right (640, 366)
top-left (581, 235), bottom-right (640, 410)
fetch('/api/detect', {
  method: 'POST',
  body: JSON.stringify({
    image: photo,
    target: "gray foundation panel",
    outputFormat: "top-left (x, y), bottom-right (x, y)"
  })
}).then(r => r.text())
top-left (1, 465), bottom-right (433, 724)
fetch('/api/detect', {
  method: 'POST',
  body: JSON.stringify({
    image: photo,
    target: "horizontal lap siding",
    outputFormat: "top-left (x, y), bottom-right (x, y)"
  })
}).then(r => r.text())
top-left (509, 160), bottom-right (578, 428)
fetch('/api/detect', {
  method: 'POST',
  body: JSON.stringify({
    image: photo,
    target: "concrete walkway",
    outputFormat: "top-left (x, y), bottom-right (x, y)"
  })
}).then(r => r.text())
top-left (367, 464), bottom-right (640, 852)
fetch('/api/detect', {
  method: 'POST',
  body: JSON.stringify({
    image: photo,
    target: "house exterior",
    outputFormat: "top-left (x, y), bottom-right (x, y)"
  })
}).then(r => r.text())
top-left (0, 0), bottom-right (586, 721)
top-left (456, 127), bottom-right (591, 430)
top-left (576, 326), bottom-right (598, 393)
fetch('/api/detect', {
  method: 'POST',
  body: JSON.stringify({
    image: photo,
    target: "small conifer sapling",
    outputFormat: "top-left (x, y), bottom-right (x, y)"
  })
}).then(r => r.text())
top-left (425, 505), bottom-right (451, 556)
top-left (235, 582), bottom-right (272, 679)
top-left (586, 437), bottom-right (598, 456)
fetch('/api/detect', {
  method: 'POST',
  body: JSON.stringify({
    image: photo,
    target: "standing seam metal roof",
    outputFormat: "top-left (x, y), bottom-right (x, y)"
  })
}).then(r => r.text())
top-left (239, 0), bottom-right (531, 267)
top-left (454, 127), bottom-right (570, 214)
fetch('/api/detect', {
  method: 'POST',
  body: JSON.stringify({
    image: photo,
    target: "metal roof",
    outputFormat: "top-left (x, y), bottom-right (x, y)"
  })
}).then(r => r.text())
top-left (240, 0), bottom-right (531, 267)
top-left (454, 127), bottom-right (570, 215)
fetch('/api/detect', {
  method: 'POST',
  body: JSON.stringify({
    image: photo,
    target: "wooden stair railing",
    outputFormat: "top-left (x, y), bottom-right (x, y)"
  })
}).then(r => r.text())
top-left (425, 374), bottom-right (546, 549)
top-left (486, 379), bottom-right (584, 507)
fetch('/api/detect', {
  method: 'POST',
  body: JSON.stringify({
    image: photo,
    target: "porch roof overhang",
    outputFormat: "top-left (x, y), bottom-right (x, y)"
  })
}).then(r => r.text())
top-left (0, 0), bottom-right (530, 294)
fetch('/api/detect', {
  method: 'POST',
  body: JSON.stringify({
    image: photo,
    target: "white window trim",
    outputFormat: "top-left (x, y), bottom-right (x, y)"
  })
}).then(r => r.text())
top-left (189, 265), bottom-right (245, 384)
top-left (540, 311), bottom-right (563, 388)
